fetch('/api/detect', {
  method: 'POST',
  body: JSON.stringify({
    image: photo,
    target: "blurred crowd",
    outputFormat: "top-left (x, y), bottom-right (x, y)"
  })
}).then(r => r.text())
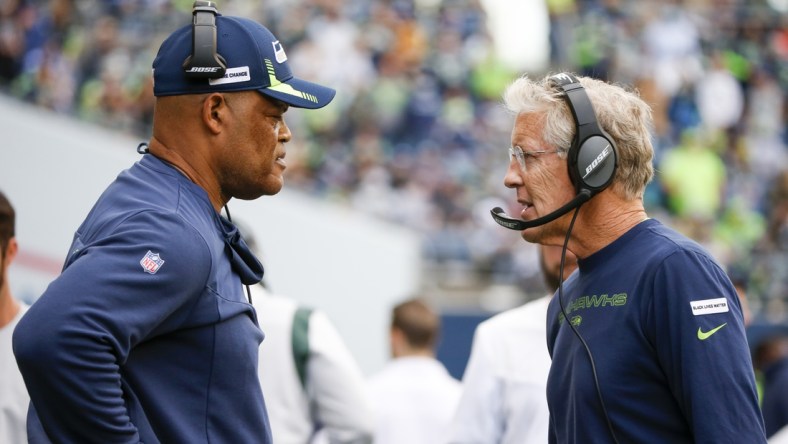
top-left (1, 0), bottom-right (786, 320)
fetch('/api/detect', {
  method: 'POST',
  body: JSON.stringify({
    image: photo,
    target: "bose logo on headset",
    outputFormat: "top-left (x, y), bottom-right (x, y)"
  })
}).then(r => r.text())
top-left (185, 66), bottom-right (223, 73)
top-left (582, 144), bottom-right (612, 180)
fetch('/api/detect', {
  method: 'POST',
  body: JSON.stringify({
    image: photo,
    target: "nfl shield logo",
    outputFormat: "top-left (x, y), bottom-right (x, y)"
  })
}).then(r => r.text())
top-left (140, 250), bottom-right (165, 274)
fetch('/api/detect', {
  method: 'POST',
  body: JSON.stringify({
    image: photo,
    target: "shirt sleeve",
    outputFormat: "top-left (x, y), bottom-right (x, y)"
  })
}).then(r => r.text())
top-left (650, 249), bottom-right (767, 443)
top-left (12, 210), bottom-right (211, 443)
top-left (447, 323), bottom-right (504, 444)
top-left (307, 310), bottom-right (375, 444)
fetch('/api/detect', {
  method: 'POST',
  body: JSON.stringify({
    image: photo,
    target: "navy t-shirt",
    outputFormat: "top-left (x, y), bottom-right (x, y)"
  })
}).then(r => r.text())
top-left (546, 219), bottom-right (766, 443)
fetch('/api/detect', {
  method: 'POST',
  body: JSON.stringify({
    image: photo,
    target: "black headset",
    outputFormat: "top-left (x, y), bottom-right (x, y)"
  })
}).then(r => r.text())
top-left (490, 72), bottom-right (618, 230)
top-left (551, 72), bottom-right (617, 196)
top-left (182, 1), bottom-right (227, 80)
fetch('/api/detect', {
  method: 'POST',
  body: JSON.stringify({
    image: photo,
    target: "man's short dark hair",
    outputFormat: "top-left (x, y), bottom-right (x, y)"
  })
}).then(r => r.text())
top-left (391, 298), bottom-right (440, 350)
top-left (0, 190), bottom-right (15, 253)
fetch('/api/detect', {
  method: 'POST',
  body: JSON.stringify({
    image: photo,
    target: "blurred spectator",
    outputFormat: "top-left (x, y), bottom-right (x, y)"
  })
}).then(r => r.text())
top-left (750, 324), bottom-right (788, 439)
top-left (0, 190), bottom-right (29, 444)
top-left (695, 49), bottom-right (744, 138)
top-left (546, 0), bottom-right (578, 69)
top-left (641, 0), bottom-right (704, 98)
top-left (744, 67), bottom-right (787, 184)
top-left (0, 0), bottom-right (26, 84)
top-left (730, 266), bottom-right (754, 328)
top-left (659, 128), bottom-right (726, 227)
top-left (367, 298), bottom-right (461, 444)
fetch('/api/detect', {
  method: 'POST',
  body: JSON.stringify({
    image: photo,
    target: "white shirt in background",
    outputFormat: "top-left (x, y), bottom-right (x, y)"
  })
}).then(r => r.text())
top-left (448, 296), bottom-right (552, 444)
top-left (1, 302), bottom-right (30, 444)
top-left (253, 286), bottom-right (373, 444)
top-left (367, 356), bottom-right (461, 444)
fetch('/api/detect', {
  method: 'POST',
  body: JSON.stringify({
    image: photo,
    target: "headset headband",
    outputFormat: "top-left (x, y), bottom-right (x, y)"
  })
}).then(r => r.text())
top-left (549, 73), bottom-right (617, 194)
top-left (182, 1), bottom-right (227, 79)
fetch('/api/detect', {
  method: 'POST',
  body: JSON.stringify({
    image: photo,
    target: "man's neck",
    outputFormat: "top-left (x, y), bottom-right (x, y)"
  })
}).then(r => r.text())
top-left (567, 193), bottom-right (648, 259)
top-left (392, 348), bottom-right (434, 359)
top-left (147, 136), bottom-right (226, 212)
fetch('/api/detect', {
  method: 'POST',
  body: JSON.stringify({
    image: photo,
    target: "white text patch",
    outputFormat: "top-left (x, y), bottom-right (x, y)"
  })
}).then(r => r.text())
top-left (690, 298), bottom-right (729, 316)
top-left (209, 66), bottom-right (251, 86)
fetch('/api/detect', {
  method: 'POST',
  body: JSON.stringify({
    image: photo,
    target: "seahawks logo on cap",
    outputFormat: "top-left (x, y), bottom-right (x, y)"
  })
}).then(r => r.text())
top-left (272, 41), bottom-right (287, 63)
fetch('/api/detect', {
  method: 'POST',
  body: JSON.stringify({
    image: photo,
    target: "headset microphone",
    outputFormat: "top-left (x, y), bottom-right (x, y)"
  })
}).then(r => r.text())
top-left (490, 189), bottom-right (591, 230)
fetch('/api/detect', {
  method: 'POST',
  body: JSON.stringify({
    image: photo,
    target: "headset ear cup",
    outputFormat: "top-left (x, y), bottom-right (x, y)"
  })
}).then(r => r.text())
top-left (575, 136), bottom-right (617, 193)
top-left (551, 72), bottom-right (618, 197)
top-left (183, 1), bottom-right (227, 79)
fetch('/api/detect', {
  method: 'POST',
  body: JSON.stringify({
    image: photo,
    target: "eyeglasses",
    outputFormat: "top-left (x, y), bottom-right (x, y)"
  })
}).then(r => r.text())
top-left (508, 146), bottom-right (566, 172)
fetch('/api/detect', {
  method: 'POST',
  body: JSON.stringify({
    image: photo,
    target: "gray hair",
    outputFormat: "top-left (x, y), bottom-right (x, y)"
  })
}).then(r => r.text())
top-left (502, 73), bottom-right (654, 200)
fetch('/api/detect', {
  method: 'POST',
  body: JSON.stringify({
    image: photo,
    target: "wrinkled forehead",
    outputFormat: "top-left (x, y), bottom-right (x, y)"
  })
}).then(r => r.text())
top-left (511, 112), bottom-right (550, 149)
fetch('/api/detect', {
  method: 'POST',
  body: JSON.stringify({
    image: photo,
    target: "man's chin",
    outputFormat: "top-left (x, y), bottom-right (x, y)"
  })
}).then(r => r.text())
top-left (235, 179), bottom-right (284, 200)
top-left (259, 175), bottom-right (285, 196)
top-left (261, 182), bottom-right (283, 197)
top-left (520, 227), bottom-right (541, 243)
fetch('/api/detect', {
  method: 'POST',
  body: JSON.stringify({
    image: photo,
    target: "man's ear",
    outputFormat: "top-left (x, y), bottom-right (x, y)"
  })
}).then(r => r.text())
top-left (202, 93), bottom-right (227, 135)
top-left (390, 327), bottom-right (406, 355)
top-left (4, 238), bottom-right (17, 267)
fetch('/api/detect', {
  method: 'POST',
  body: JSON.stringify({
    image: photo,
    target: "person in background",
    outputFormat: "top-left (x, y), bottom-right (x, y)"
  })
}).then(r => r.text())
top-left (729, 268), bottom-right (753, 328)
top-left (239, 225), bottom-right (374, 444)
top-left (750, 324), bottom-right (788, 440)
top-left (494, 72), bottom-right (765, 442)
top-left (367, 298), bottom-right (461, 444)
top-left (0, 190), bottom-right (29, 444)
top-left (448, 244), bottom-right (578, 444)
top-left (769, 426), bottom-right (788, 444)
top-left (12, 2), bottom-right (335, 442)
top-left (253, 282), bottom-right (374, 444)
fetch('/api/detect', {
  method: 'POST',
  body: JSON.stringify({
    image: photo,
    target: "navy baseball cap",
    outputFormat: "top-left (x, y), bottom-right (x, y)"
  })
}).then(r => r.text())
top-left (152, 15), bottom-right (335, 109)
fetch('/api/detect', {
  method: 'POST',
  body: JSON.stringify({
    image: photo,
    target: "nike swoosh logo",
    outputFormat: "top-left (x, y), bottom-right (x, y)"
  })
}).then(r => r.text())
top-left (697, 323), bottom-right (727, 340)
